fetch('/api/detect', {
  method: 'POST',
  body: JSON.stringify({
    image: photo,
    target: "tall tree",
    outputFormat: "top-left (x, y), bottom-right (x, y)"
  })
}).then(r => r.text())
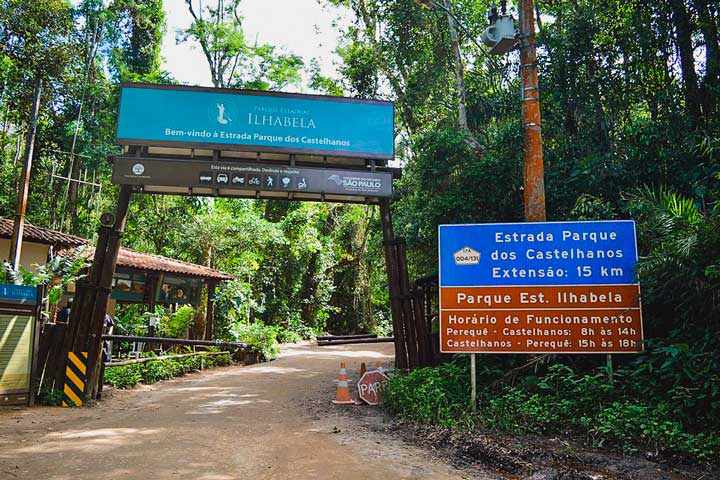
top-left (0, 0), bottom-right (74, 256)
top-left (109, 0), bottom-right (166, 78)
top-left (180, 0), bottom-right (303, 90)
top-left (670, 0), bottom-right (703, 123)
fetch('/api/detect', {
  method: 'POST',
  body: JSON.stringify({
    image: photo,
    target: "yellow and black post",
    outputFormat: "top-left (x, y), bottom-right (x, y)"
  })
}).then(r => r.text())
top-left (61, 351), bottom-right (88, 407)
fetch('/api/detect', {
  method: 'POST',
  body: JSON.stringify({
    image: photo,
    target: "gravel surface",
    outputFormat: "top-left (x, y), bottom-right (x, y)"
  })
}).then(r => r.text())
top-left (3, 342), bottom-right (711, 480)
top-left (0, 342), bottom-right (482, 480)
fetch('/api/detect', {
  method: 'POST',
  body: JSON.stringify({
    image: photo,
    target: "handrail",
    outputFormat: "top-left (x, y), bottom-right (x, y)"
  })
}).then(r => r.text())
top-left (105, 350), bottom-right (230, 367)
top-left (102, 334), bottom-right (249, 350)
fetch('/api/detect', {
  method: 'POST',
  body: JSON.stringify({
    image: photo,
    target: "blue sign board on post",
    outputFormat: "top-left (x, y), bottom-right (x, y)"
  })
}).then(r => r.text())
top-left (438, 221), bottom-right (643, 354)
top-left (116, 84), bottom-right (395, 159)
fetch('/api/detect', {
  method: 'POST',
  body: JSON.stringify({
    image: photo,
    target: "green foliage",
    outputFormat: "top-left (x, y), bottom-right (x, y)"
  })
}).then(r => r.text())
top-left (178, 0), bottom-right (303, 89)
top-left (38, 388), bottom-right (65, 406)
top-left (384, 362), bottom-right (471, 427)
top-left (582, 402), bottom-right (720, 460)
top-left (158, 305), bottom-right (195, 338)
top-left (40, 248), bottom-right (90, 307)
top-left (284, 313), bottom-right (318, 341)
top-left (276, 327), bottom-right (302, 344)
top-left (369, 314), bottom-right (392, 337)
top-left (105, 363), bottom-right (144, 388)
top-left (108, 0), bottom-right (166, 77)
top-left (626, 188), bottom-right (720, 332)
top-left (0, 263), bottom-right (38, 286)
top-left (115, 304), bottom-right (149, 336)
top-left (386, 359), bottom-right (720, 462)
top-left (0, 248), bottom-right (89, 320)
top-left (0, 0), bottom-right (75, 77)
top-left (229, 320), bottom-right (279, 361)
top-left (569, 194), bottom-right (616, 221)
top-left (104, 353), bottom-right (233, 388)
top-left (621, 334), bottom-right (720, 433)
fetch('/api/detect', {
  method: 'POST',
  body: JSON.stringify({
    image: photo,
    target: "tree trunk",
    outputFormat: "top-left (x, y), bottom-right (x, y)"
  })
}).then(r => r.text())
top-left (693, 0), bottom-right (720, 114)
top-left (444, 1), bottom-right (480, 151)
top-left (357, 0), bottom-right (419, 132)
top-left (299, 206), bottom-right (337, 324)
top-left (9, 74), bottom-right (42, 271)
top-left (670, 0), bottom-right (703, 123)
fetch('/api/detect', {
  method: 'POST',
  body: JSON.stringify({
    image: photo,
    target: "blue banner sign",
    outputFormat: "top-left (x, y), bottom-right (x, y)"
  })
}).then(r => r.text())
top-left (439, 221), bottom-right (639, 287)
top-left (0, 284), bottom-right (37, 305)
top-left (117, 84), bottom-right (395, 159)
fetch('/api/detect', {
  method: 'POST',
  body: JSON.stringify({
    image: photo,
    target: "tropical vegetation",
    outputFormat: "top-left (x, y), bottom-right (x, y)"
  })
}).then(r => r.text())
top-left (1, 0), bottom-right (719, 464)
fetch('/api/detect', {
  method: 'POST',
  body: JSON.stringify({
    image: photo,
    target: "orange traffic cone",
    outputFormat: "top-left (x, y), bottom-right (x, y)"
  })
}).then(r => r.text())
top-left (376, 361), bottom-right (384, 373)
top-left (332, 362), bottom-right (354, 405)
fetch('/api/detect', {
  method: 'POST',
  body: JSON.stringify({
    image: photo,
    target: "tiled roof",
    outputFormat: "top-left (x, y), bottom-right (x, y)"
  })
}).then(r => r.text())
top-left (0, 218), bottom-right (86, 247)
top-left (113, 248), bottom-right (233, 280)
top-left (1, 218), bottom-right (232, 280)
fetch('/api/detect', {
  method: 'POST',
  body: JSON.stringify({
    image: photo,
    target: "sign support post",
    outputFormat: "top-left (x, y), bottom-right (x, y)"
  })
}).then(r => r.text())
top-left (470, 353), bottom-right (477, 411)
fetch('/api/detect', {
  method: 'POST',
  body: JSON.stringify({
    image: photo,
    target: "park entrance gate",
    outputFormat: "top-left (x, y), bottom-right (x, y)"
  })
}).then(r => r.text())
top-left (59, 84), bottom-right (432, 400)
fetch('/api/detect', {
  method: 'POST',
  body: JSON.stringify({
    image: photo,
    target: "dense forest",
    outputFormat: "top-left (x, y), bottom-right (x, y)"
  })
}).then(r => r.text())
top-left (1, 0), bottom-right (719, 462)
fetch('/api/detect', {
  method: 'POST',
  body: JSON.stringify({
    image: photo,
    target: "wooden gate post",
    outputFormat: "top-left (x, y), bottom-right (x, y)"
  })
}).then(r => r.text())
top-left (412, 283), bottom-right (429, 367)
top-left (379, 199), bottom-right (408, 370)
top-left (396, 239), bottom-right (419, 369)
top-left (57, 185), bottom-right (132, 400)
top-left (84, 185), bottom-right (132, 398)
top-left (205, 279), bottom-right (218, 340)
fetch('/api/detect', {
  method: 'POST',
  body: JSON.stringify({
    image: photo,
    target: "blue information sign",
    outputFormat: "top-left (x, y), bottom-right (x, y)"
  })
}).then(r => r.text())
top-left (439, 221), bottom-right (639, 287)
top-left (438, 221), bottom-right (643, 354)
top-left (0, 284), bottom-right (38, 305)
top-left (117, 84), bottom-right (395, 159)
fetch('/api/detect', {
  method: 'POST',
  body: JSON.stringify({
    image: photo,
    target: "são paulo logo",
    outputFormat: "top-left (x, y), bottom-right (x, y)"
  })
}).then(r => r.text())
top-left (454, 247), bottom-right (480, 265)
top-left (327, 174), bottom-right (382, 190)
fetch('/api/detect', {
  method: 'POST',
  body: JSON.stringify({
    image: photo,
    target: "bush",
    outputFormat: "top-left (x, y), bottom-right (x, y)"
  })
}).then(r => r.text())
top-left (276, 327), bottom-right (303, 344)
top-left (228, 321), bottom-right (279, 361)
top-left (158, 305), bottom-right (195, 338)
top-left (104, 353), bottom-right (233, 388)
top-left (384, 362), bottom-right (471, 427)
top-left (104, 363), bottom-right (144, 388)
top-left (385, 360), bottom-right (720, 462)
top-left (38, 388), bottom-right (64, 406)
top-left (285, 313), bottom-right (318, 341)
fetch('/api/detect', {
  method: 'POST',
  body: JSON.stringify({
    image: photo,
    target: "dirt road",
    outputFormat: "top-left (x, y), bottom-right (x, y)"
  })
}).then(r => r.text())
top-left (0, 343), bottom-right (487, 480)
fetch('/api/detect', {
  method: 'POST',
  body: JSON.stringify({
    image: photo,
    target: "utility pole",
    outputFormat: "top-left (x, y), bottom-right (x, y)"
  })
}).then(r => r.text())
top-left (421, 0), bottom-right (547, 221)
top-left (518, 0), bottom-right (546, 222)
top-left (9, 74), bottom-right (42, 272)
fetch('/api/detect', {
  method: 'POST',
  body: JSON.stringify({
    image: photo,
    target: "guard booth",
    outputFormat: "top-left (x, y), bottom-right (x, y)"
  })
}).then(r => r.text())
top-left (108, 247), bottom-right (233, 338)
top-left (60, 83), bottom-right (430, 403)
top-left (0, 284), bottom-right (42, 406)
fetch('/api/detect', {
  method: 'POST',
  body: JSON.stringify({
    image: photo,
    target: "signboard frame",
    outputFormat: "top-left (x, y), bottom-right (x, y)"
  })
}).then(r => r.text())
top-left (438, 220), bottom-right (643, 355)
top-left (111, 156), bottom-right (395, 201)
top-left (0, 284), bottom-right (42, 406)
top-left (116, 83), bottom-right (395, 161)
